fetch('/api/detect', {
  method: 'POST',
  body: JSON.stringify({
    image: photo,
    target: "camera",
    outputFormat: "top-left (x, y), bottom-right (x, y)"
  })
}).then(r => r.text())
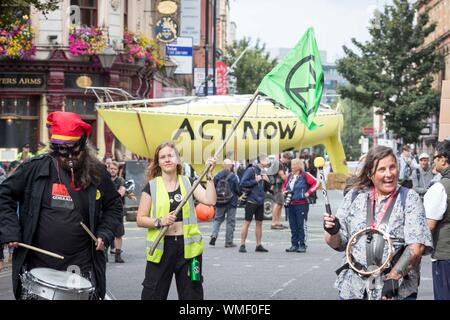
top-left (284, 191), bottom-right (293, 207)
top-left (237, 188), bottom-right (251, 206)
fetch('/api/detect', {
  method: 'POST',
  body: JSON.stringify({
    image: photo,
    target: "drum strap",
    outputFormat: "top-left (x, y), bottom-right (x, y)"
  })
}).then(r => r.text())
top-left (365, 190), bottom-right (399, 268)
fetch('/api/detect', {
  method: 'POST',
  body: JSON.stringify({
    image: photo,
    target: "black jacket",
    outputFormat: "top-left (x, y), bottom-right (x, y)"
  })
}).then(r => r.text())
top-left (0, 155), bottom-right (123, 299)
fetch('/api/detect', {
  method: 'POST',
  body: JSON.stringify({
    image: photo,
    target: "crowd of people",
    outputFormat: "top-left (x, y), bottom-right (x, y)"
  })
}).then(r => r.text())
top-left (0, 111), bottom-right (449, 300)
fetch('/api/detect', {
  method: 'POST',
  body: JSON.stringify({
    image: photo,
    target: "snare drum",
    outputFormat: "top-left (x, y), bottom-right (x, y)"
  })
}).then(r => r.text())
top-left (21, 268), bottom-right (94, 300)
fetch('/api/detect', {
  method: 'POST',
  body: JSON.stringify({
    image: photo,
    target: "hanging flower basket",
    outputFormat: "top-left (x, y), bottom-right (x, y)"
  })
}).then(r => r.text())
top-left (69, 25), bottom-right (106, 56)
top-left (0, 15), bottom-right (36, 60)
top-left (123, 31), bottom-right (164, 71)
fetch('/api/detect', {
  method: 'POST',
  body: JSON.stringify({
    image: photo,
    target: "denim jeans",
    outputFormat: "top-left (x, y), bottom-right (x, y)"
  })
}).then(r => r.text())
top-left (211, 206), bottom-right (237, 244)
top-left (432, 260), bottom-right (450, 300)
top-left (286, 204), bottom-right (308, 248)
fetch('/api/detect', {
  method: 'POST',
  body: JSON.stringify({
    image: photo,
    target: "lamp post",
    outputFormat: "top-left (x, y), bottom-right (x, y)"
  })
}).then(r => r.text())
top-left (97, 44), bottom-right (117, 160)
top-left (204, 0), bottom-right (210, 96)
top-left (212, 0), bottom-right (217, 95)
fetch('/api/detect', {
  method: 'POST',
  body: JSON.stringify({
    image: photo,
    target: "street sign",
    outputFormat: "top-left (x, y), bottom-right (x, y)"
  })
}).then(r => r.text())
top-left (166, 37), bottom-right (193, 75)
top-left (180, 0), bottom-right (201, 46)
top-left (362, 127), bottom-right (374, 135)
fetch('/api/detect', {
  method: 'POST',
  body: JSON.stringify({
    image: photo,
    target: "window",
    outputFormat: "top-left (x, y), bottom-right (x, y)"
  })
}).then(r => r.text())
top-left (71, 0), bottom-right (98, 26)
top-left (0, 98), bottom-right (38, 117)
top-left (64, 97), bottom-right (97, 145)
top-left (124, 0), bottom-right (128, 30)
top-left (324, 80), bottom-right (338, 90)
top-left (0, 97), bottom-right (39, 149)
top-left (65, 97), bottom-right (96, 118)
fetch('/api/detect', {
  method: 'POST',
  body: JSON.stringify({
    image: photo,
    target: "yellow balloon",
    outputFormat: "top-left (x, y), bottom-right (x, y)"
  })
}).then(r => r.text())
top-left (96, 96), bottom-right (348, 174)
top-left (314, 156), bottom-right (326, 168)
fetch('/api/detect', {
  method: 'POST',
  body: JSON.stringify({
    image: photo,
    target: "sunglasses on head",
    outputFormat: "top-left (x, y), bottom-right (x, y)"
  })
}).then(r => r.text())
top-left (433, 154), bottom-right (446, 161)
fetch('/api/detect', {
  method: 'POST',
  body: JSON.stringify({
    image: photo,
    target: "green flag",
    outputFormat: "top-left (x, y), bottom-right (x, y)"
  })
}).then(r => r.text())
top-left (257, 28), bottom-right (324, 130)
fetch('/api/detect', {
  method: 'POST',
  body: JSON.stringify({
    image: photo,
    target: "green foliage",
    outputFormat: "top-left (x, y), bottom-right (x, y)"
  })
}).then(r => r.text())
top-left (0, 1), bottom-right (61, 23)
top-left (223, 38), bottom-right (277, 94)
top-left (338, 99), bottom-right (373, 160)
top-left (336, 0), bottom-right (442, 143)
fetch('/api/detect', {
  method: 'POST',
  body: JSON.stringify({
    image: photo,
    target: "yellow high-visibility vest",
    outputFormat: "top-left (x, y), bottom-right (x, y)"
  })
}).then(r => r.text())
top-left (146, 175), bottom-right (203, 263)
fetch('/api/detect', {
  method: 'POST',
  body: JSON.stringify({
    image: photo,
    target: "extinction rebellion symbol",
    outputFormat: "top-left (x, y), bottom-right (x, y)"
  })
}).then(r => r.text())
top-left (284, 55), bottom-right (323, 118)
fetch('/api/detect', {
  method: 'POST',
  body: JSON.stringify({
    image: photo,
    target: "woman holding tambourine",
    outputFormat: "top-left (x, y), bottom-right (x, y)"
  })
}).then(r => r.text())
top-left (323, 145), bottom-right (432, 300)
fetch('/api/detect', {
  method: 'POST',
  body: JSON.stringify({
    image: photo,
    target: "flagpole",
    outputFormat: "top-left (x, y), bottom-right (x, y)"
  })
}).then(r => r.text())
top-left (149, 90), bottom-right (260, 255)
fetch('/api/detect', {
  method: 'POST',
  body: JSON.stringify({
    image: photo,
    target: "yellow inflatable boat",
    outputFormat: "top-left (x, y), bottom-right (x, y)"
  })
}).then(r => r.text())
top-left (96, 95), bottom-right (347, 174)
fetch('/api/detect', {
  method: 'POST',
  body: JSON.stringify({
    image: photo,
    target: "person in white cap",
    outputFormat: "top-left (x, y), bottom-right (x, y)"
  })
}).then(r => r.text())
top-left (412, 152), bottom-right (435, 199)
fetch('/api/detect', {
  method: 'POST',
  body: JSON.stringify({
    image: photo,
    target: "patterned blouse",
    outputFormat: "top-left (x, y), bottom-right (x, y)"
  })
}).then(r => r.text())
top-left (333, 186), bottom-right (433, 300)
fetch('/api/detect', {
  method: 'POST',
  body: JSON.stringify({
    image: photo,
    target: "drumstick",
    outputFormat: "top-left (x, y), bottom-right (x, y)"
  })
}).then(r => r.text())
top-left (18, 243), bottom-right (64, 260)
top-left (80, 222), bottom-right (97, 242)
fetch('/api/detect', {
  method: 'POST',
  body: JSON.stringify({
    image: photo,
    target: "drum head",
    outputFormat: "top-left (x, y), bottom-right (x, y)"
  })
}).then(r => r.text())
top-left (29, 268), bottom-right (92, 290)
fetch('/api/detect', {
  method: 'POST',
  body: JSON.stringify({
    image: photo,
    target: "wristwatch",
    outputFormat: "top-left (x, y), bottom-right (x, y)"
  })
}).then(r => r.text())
top-left (206, 174), bottom-right (213, 181)
top-left (154, 218), bottom-right (161, 229)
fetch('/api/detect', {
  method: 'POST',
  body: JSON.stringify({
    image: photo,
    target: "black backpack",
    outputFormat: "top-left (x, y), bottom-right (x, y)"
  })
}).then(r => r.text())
top-left (216, 173), bottom-right (234, 204)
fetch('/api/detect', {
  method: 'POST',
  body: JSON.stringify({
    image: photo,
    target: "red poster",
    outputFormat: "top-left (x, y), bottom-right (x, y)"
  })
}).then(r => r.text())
top-left (215, 61), bottom-right (228, 95)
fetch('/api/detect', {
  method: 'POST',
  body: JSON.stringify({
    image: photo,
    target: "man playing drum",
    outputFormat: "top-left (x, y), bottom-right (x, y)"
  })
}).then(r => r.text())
top-left (323, 145), bottom-right (432, 300)
top-left (0, 112), bottom-right (122, 300)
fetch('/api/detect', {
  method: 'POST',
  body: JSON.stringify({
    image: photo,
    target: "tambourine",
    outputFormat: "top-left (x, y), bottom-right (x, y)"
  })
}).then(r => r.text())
top-left (345, 227), bottom-right (394, 277)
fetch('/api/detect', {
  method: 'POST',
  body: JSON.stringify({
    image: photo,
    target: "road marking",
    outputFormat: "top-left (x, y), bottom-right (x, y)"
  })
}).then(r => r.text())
top-left (122, 237), bottom-right (146, 240)
top-left (323, 258), bottom-right (331, 262)
top-left (0, 271), bottom-right (12, 279)
top-left (270, 289), bottom-right (284, 297)
top-left (269, 252), bottom-right (341, 298)
top-left (213, 264), bottom-right (221, 267)
top-left (277, 265), bottom-right (285, 268)
top-left (244, 265), bottom-right (253, 268)
top-left (282, 278), bottom-right (296, 287)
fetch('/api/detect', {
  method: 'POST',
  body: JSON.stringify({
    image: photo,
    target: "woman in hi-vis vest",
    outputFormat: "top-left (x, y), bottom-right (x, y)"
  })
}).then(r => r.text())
top-left (137, 141), bottom-right (216, 300)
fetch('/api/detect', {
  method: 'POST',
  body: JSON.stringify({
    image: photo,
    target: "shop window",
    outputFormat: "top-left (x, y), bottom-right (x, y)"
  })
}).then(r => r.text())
top-left (70, 0), bottom-right (98, 26)
top-left (0, 97), bottom-right (39, 150)
top-left (0, 120), bottom-right (38, 149)
top-left (0, 98), bottom-right (39, 117)
top-left (65, 97), bottom-right (96, 117)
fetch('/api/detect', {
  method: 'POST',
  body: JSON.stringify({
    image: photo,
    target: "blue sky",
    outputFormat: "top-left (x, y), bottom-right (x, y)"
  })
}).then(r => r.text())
top-left (229, 0), bottom-right (391, 63)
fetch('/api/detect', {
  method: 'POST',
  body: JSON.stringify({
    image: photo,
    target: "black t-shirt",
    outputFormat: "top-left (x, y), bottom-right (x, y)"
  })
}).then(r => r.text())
top-left (112, 176), bottom-right (125, 203)
top-left (112, 176), bottom-right (125, 192)
top-left (274, 161), bottom-right (288, 191)
top-left (27, 161), bottom-right (92, 273)
top-left (142, 184), bottom-right (183, 222)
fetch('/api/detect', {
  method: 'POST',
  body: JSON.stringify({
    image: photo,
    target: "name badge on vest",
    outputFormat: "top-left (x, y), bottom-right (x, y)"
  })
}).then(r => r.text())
top-left (51, 183), bottom-right (74, 210)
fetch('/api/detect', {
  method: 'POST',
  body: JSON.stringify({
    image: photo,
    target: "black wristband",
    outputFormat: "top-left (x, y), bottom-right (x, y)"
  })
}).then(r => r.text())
top-left (324, 216), bottom-right (341, 235)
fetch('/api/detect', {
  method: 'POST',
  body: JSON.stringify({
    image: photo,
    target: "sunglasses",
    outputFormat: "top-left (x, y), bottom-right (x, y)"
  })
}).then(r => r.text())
top-left (55, 144), bottom-right (83, 157)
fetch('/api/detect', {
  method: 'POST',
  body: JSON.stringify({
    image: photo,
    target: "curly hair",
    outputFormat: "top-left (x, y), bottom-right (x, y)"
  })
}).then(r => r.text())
top-left (147, 141), bottom-right (182, 180)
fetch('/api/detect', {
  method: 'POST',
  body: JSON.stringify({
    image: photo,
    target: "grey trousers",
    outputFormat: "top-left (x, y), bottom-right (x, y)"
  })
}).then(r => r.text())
top-left (211, 206), bottom-right (237, 244)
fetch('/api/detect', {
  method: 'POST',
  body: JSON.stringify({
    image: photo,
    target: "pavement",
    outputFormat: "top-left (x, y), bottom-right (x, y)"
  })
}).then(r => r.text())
top-left (0, 190), bottom-right (434, 300)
